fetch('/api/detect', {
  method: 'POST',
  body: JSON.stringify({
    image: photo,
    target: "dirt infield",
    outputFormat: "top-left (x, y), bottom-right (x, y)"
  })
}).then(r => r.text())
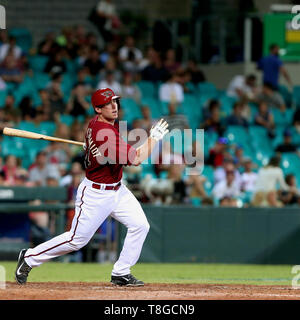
top-left (1, 282), bottom-right (300, 300)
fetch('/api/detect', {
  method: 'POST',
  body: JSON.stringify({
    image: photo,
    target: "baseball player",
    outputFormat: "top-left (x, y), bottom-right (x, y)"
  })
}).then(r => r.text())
top-left (15, 88), bottom-right (169, 287)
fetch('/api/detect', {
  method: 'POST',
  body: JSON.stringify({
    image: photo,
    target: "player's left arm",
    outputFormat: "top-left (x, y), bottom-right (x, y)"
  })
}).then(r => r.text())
top-left (132, 119), bottom-right (169, 166)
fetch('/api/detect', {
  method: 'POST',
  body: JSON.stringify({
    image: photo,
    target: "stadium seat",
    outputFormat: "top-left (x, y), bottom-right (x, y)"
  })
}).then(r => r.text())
top-left (136, 81), bottom-right (156, 98)
top-left (33, 73), bottom-right (50, 90)
top-left (271, 108), bottom-right (294, 126)
top-left (278, 84), bottom-right (292, 108)
top-left (197, 82), bottom-right (218, 98)
top-left (224, 126), bottom-right (249, 145)
top-left (202, 165), bottom-right (214, 195)
top-left (29, 55), bottom-right (49, 73)
top-left (281, 152), bottom-right (300, 175)
top-left (0, 89), bottom-right (7, 107)
top-left (219, 95), bottom-right (237, 116)
top-left (293, 86), bottom-right (300, 108)
top-left (39, 121), bottom-right (56, 136)
top-left (121, 98), bottom-right (142, 124)
top-left (10, 28), bottom-right (32, 53)
top-left (204, 131), bottom-right (218, 159)
top-left (141, 97), bottom-right (162, 119)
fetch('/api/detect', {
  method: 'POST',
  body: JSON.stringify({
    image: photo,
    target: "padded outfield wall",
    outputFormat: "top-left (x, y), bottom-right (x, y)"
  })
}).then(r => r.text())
top-left (118, 206), bottom-right (300, 264)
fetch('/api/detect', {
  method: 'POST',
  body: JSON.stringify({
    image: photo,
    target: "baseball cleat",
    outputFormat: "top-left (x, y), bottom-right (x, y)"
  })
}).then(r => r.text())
top-left (15, 249), bottom-right (32, 285)
top-left (111, 274), bottom-right (144, 287)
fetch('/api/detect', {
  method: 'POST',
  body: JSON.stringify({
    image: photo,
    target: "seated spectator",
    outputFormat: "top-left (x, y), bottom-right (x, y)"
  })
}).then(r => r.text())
top-left (163, 102), bottom-right (189, 131)
top-left (226, 102), bottom-right (249, 127)
top-left (275, 129), bottom-right (298, 153)
top-left (100, 42), bottom-right (118, 66)
top-left (37, 30), bottom-right (57, 56)
top-left (76, 67), bottom-right (93, 92)
top-left (19, 96), bottom-right (36, 121)
top-left (256, 82), bottom-right (286, 111)
top-left (2, 155), bottom-right (25, 186)
top-left (60, 162), bottom-right (85, 187)
top-left (200, 100), bottom-right (225, 136)
top-left (214, 158), bottom-right (241, 185)
top-left (240, 158), bottom-right (258, 192)
top-left (0, 36), bottom-right (22, 63)
top-left (186, 174), bottom-right (207, 200)
top-left (207, 137), bottom-right (230, 168)
top-left (2, 95), bottom-right (20, 124)
top-left (254, 101), bottom-right (275, 138)
top-left (97, 70), bottom-right (121, 95)
top-left (232, 145), bottom-right (247, 169)
top-left (138, 46), bottom-right (157, 71)
top-left (159, 72), bottom-right (184, 104)
top-left (0, 53), bottom-right (23, 84)
top-left (99, 57), bottom-right (122, 83)
top-left (46, 73), bottom-right (65, 114)
top-left (29, 151), bottom-right (60, 186)
top-left (278, 174), bottom-right (299, 206)
top-left (83, 45), bottom-right (103, 77)
top-left (120, 72), bottom-right (141, 103)
top-left (164, 48), bottom-right (180, 74)
top-left (46, 141), bottom-right (71, 167)
top-left (226, 74), bottom-right (257, 100)
top-left (44, 49), bottom-right (66, 75)
top-left (212, 169), bottom-right (241, 201)
top-left (252, 156), bottom-right (290, 207)
top-left (56, 26), bottom-right (79, 60)
top-left (74, 25), bottom-right (88, 47)
top-left (141, 50), bottom-right (169, 82)
top-left (119, 35), bottom-right (143, 74)
top-left (166, 164), bottom-right (187, 204)
top-left (185, 59), bottom-right (206, 84)
top-left (219, 196), bottom-right (239, 207)
top-left (66, 83), bottom-right (90, 117)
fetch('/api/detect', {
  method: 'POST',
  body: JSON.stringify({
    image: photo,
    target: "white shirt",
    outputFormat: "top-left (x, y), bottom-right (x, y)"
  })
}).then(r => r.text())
top-left (159, 82), bottom-right (184, 103)
top-left (241, 172), bottom-right (258, 192)
top-left (119, 46), bottom-right (143, 62)
top-left (212, 179), bottom-right (241, 200)
top-left (0, 44), bottom-right (22, 62)
top-left (254, 167), bottom-right (289, 192)
top-left (214, 167), bottom-right (241, 186)
top-left (97, 80), bottom-right (121, 95)
top-left (226, 75), bottom-right (253, 98)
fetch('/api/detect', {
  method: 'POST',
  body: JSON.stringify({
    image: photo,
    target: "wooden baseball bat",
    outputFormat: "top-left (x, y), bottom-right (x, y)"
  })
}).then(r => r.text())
top-left (3, 127), bottom-right (84, 146)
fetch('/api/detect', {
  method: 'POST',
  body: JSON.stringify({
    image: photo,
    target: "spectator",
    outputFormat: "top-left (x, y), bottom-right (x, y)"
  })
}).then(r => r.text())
top-left (256, 82), bottom-right (286, 111)
top-left (275, 129), bottom-right (297, 153)
top-left (185, 59), bottom-right (206, 84)
top-left (44, 49), bottom-right (66, 75)
top-left (97, 70), bottom-right (121, 95)
top-left (254, 101), bottom-right (275, 138)
top-left (2, 155), bottom-right (25, 186)
top-left (212, 169), bottom-right (241, 201)
top-left (0, 53), bottom-right (23, 84)
top-left (138, 46), bottom-right (157, 71)
top-left (208, 137), bottom-right (230, 168)
top-left (278, 174), bottom-right (299, 206)
top-left (2, 95), bottom-right (20, 124)
top-left (120, 72), bottom-right (141, 103)
top-left (0, 36), bottom-right (22, 63)
top-left (163, 102), bottom-right (189, 131)
top-left (232, 145), bottom-right (247, 169)
top-left (45, 142), bottom-right (71, 167)
top-left (90, 0), bottom-right (120, 41)
top-left (66, 83), bottom-right (90, 117)
top-left (257, 43), bottom-right (292, 90)
top-left (219, 196), bottom-right (239, 207)
top-left (214, 158), bottom-right (241, 185)
top-left (100, 42), bottom-right (118, 66)
top-left (60, 161), bottom-right (84, 187)
top-left (240, 158), bottom-right (258, 192)
top-left (226, 102), bottom-right (249, 127)
top-left (29, 151), bottom-right (60, 186)
top-left (46, 73), bottom-right (65, 114)
top-left (99, 57), bottom-right (122, 83)
top-left (166, 164), bottom-right (187, 204)
top-left (119, 36), bottom-right (143, 73)
top-left (293, 108), bottom-right (300, 134)
top-left (226, 74), bottom-right (257, 100)
top-left (163, 48), bottom-right (180, 74)
top-left (159, 72), bottom-right (184, 104)
top-left (83, 45), bottom-right (103, 77)
top-left (200, 100), bottom-right (225, 136)
top-left (19, 96), bottom-right (36, 121)
top-left (139, 106), bottom-right (154, 132)
top-left (37, 30), bottom-right (57, 56)
top-left (252, 156), bottom-right (290, 207)
top-left (141, 50), bottom-right (169, 82)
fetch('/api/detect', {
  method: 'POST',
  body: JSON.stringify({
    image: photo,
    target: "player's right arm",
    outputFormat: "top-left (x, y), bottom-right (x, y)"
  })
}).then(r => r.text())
top-left (131, 119), bottom-right (169, 166)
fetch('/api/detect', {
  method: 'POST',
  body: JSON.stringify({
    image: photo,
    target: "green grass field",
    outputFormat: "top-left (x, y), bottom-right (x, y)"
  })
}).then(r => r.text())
top-left (1, 262), bottom-right (295, 286)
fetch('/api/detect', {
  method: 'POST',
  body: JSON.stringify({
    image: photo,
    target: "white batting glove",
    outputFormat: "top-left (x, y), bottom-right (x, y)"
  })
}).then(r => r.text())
top-left (150, 119), bottom-right (169, 141)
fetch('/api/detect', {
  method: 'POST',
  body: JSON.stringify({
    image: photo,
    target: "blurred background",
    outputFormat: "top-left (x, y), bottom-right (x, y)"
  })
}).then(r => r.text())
top-left (0, 0), bottom-right (300, 265)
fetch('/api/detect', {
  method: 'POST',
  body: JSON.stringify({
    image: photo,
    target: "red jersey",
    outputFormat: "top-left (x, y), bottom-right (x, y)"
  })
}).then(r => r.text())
top-left (85, 117), bottom-right (137, 183)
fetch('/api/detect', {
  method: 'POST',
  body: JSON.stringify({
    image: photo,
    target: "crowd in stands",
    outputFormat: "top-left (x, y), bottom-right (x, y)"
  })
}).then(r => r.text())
top-left (0, 20), bottom-right (299, 216)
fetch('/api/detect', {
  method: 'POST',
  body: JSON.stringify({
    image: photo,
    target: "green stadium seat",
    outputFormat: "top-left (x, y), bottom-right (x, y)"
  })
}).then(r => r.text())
top-left (225, 126), bottom-right (249, 145)
top-left (141, 97), bottom-right (162, 118)
top-left (204, 131), bottom-right (218, 159)
top-left (281, 152), bottom-right (300, 175)
top-left (39, 121), bottom-right (56, 136)
top-left (29, 55), bottom-right (49, 73)
top-left (0, 89), bottom-right (7, 107)
top-left (1, 136), bottom-right (26, 158)
top-left (278, 84), bottom-right (292, 107)
top-left (197, 82), bottom-right (218, 97)
top-left (202, 165), bottom-right (214, 195)
top-left (293, 86), bottom-right (300, 108)
top-left (136, 81), bottom-right (156, 98)
top-left (33, 72), bottom-right (50, 90)
top-left (121, 98), bottom-right (142, 123)
top-left (271, 108), bottom-right (294, 126)
top-left (219, 95), bottom-right (237, 117)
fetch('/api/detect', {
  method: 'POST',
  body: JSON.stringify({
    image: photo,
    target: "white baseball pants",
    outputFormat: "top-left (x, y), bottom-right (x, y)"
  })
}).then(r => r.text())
top-left (24, 178), bottom-right (150, 276)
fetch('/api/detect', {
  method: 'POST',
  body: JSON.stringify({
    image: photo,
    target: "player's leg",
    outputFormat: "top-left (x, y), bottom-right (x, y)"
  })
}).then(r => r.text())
top-left (16, 181), bottom-right (116, 283)
top-left (110, 184), bottom-right (150, 285)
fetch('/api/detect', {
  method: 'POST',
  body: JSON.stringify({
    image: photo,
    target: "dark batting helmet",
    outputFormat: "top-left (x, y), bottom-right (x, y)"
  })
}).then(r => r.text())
top-left (91, 88), bottom-right (120, 110)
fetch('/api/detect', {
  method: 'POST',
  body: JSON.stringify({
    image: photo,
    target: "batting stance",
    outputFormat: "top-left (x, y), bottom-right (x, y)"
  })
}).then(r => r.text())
top-left (15, 88), bottom-right (169, 287)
